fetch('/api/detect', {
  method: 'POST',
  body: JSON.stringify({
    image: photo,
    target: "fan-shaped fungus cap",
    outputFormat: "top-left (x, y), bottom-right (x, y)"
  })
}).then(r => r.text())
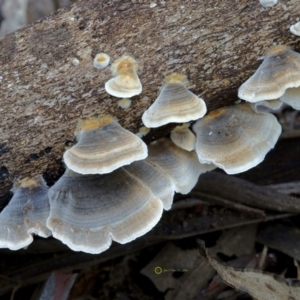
top-left (0, 175), bottom-right (51, 250)
top-left (280, 87), bottom-right (300, 110)
top-left (93, 53), bottom-right (110, 69)
top-left (170, 123), bottom-right (196, 151)
top-left (63, 115), bottom-right (148, 174)
top-left (146, 138), bottom-right (215, 194)
top-left (105, 55), bottom-right (142, 98)
top-left (259, 0), bottom-right (277, 7)
top-left (142, 73), bottom-right (207, 128)
top-left (238, 46), bottom-right (300, 102)
top-left (251, 99), bottom-right (283, 113)
top-left (192, 103), bottom-right (282, 175)
top-left (47, 168), bottom-right (163, 254)
top-left (290, 22), bottom-right (300, 37)
top-left (124, 159), bottom-right (175, 210)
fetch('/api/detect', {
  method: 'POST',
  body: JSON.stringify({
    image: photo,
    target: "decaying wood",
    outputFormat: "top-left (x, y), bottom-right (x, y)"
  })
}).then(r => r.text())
top-left (1, 0), bottom-right (300, 198)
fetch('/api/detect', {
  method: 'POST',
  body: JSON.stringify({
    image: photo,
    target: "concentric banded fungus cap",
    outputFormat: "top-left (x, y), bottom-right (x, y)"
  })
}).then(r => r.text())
top-left (0, 175), bottom-right (51, 250)
top-left (124, 160), bottom-right (175, 210)
top-left (142, 73), bottom-right (207, 128)
top-left (238, 46), bottom-right (300, 102)
top-left (146, 138), bottom-right (215, 194)
top-left (47, 168), bottom-right (163, 254)
top-left (192, 103), bottom-right (282, 174)
top-left (63, 115), bottom-right (148, 174)
top-left (105, 55), bottom-right (142, 98)
top-left (93, 53), bottom-right (110, 69)
top-left (170, 123), bottom-right (196, 151)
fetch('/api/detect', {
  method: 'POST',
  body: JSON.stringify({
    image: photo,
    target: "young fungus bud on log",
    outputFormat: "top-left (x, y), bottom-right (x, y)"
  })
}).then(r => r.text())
top-left (93, 53), bottom-right (110, 69)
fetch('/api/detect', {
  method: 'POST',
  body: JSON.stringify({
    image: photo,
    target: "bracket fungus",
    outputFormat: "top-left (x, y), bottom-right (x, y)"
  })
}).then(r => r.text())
top-left (0, 175), bottom-right (51, 250)
top-left (124, 159), bottom-right (175, 210)
top-left (170, 123), bottom-right (196, 151)
top-left (93, 53), bottom-right (110, 69)
top-left (259, 0), bottom-right (277, 7)
top-left (147, 138), bottom-right (215, 194)
top-left (192, 103), bottom-right (281, 174)
top-left (105, 55), bottom-right (142, 98)
top-left (47, 168), bottom-right (163, 254)
top-left (63, 115), bottom-right (148, 174)
top-left (238, 46), bottom-right (300, 110)
top-left (251, 99), bottom-right (283, 113)
top-left (142, 73), bottom-right (207, 128)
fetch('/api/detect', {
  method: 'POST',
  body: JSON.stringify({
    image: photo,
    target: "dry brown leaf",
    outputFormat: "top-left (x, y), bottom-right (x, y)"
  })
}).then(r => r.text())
top-left (198, 240), bottom-right (300, 300)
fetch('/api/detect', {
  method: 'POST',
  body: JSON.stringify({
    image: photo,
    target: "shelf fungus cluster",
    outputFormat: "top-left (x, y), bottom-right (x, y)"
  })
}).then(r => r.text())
top-left (1, 48), bottom-right (293, 253)
top-left (46, 114), bottom-right (214, 254)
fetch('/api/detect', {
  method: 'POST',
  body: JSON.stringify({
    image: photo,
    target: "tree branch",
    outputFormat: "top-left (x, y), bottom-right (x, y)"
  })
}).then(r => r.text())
top-left (0, 0), bottom-right (299, 197)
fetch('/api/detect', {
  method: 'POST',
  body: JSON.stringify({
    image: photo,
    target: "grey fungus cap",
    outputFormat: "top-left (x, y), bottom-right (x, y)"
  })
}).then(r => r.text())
top-left (147, 138), bottom-right (215, 194)
top-left (170, 123), bottom-right (196, 151)
top-left (238, 46), bottom-right (300, 104)
top-left (124, 159), bottom-right (175, 210)
top-left (0, 175), bottom-right (51, 250)
top-left (63, 115), bottom-right (148, 174)
top-left (47, 168), bottom-right (163, 254)
top-left (142, 73), bottom-right (207, 128)
top-left (192, 103), bottom-right (282, 174)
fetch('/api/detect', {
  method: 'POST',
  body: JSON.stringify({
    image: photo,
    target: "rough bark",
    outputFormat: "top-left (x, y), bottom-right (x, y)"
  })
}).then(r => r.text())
top-left (0, 0), bottom-right (300, 198)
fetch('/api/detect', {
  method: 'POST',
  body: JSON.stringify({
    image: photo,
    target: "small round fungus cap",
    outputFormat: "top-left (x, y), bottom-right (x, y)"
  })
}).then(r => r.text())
top-left (105, 55), bottom-right (142, 98)
top-left (63, 115), bottom-right (148, 174)
top-left (124, 159), bottom-right (176, 210)
top-left (146, 138), bottom-right (215, 194)
top-left (238, 46), bottom-right (300, 102)
top-left (259, 0), bottom-right (277, 7)
top-left (170, 123), bottom-right (196, 151)
top-left (93, 53), bottom-right (110, 69)
top-left (192, 103), bottom-right (282, 175)
top-left (290, 22), bottom-right (300, 37)
top-left (0, 175), bottom-right (51, 250)
top-left (47, 168), bottom-right (163, 254)
top-left (142, 73), bottom-right (207, 128)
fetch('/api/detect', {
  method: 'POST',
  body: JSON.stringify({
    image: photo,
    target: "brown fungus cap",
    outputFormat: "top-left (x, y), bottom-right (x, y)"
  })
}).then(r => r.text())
top-left (238, 46), bottom-right (300, 103)
top-left (63, 115), bottom-right (148, 174)
top-left (47, 168), bottom-right (163, 254)
top-left (0, 175), bottom-right (51, 250)
top-left (142, 73), bottom-right (207, 128)
top-left (192, 103), bottom-right (282, 174)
